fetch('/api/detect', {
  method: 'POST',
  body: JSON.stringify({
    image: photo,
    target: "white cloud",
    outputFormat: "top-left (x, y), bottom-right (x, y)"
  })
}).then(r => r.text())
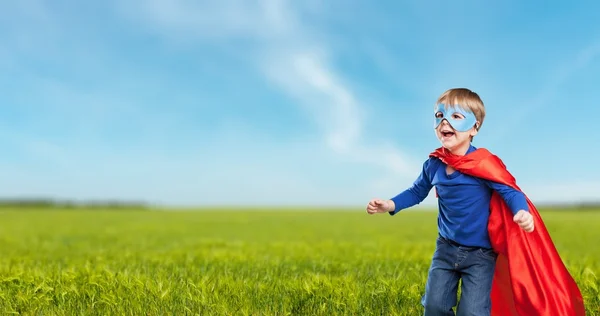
top-left (290, 53), bottom-right (361, 152)
top-left (263, 50), bottom-right (363, 153)
top-left (121, 0), bottom-right (420, 180)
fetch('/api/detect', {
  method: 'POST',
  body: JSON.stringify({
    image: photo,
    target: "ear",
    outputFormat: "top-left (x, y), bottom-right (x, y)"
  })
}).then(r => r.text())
top-left (470, 122), bottom-right (480, 136)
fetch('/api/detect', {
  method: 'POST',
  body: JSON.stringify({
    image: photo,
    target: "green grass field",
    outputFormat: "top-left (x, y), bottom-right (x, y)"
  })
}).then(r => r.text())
top-left (0, 207), bottom-right (598, 315)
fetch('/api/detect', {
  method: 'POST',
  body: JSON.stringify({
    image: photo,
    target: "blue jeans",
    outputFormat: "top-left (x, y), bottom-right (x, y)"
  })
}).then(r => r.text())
top-left (421, 235), bottom-right (497, 316)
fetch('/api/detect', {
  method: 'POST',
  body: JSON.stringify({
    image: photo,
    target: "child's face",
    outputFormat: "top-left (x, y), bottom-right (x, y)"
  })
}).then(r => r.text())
top-left (434, 104), bottom-right (479, 151)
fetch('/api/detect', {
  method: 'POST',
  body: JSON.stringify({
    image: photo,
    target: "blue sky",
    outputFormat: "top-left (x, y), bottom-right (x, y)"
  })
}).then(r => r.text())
top-left (1, 0), bottom-right (599, 207)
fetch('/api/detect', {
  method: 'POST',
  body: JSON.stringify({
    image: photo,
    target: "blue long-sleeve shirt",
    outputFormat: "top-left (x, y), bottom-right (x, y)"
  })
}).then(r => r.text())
top-left (389, 145), bottom-right (529, 249)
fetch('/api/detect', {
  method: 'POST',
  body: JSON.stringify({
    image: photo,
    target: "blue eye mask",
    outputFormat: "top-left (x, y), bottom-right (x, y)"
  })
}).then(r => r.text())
top-left (433, 103), bottom-right (477, 132)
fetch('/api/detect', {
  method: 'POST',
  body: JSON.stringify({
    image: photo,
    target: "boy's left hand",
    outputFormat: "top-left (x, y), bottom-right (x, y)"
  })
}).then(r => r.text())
top-left (513, 210), bottom-right (534, 233)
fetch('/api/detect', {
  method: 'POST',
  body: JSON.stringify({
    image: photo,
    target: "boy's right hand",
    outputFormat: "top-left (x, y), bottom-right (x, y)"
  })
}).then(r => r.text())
top-left (366, 199), bottom-right (394, 214)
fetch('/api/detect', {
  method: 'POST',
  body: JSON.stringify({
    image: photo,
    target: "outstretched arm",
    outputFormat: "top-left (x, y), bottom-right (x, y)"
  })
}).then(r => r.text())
top-left (388, 160), bottom-right (434, 215)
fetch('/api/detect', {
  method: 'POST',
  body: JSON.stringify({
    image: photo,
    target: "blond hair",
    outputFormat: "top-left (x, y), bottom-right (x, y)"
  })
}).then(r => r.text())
top-left (436, 88), bottom-right (485, 131)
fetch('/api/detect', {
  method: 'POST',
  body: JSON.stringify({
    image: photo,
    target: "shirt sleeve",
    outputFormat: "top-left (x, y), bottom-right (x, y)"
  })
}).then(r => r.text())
top-left (388, 159), bottom-right (434, 215)
top-left (485, 180), bottom-right (529, 215)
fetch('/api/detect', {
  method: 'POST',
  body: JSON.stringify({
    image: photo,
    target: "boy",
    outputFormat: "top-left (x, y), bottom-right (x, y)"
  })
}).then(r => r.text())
top-left (366, 88), bottom-right (536, 315)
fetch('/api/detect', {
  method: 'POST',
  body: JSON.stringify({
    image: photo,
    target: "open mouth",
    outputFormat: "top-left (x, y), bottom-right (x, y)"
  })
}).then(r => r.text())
top-left (441, 130), bottom-right (455, 138)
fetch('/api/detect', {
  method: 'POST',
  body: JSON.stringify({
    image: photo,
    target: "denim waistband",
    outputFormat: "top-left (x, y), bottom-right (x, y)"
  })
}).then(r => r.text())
top-left (438, 234), bottom-right (492, 250)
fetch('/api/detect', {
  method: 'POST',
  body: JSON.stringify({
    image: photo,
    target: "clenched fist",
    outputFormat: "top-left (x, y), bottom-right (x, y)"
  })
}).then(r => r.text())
top-left (366, 199), bottom-right (394, 214)
top-left (513, 210), bottom-right (534, 232)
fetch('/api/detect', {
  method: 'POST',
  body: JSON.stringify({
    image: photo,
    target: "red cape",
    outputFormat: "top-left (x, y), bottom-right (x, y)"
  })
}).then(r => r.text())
top-left (429, 147), bottom-right (585, 316)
